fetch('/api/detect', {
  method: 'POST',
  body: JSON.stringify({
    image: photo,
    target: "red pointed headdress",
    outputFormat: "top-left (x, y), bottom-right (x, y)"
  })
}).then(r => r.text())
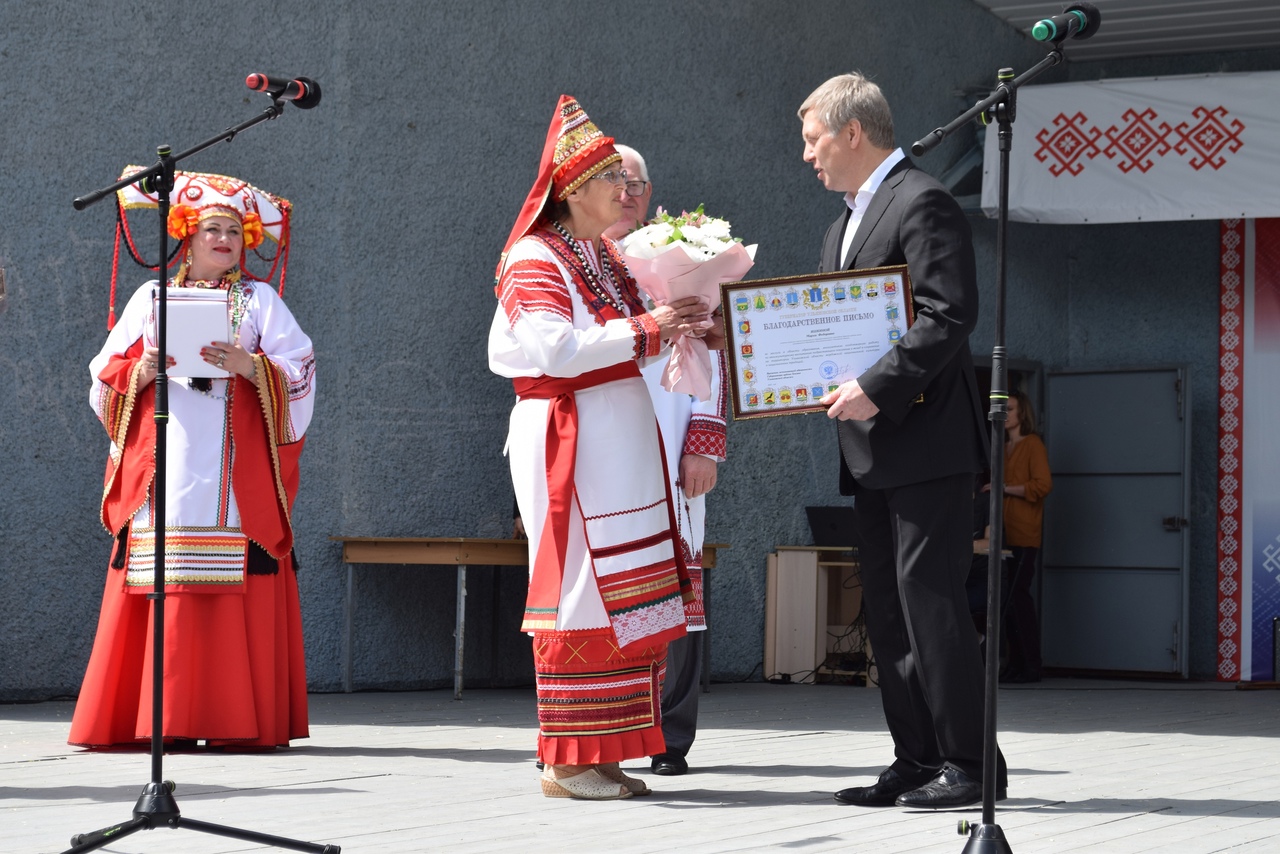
top-left (496, 95), bottom-right (620, 279)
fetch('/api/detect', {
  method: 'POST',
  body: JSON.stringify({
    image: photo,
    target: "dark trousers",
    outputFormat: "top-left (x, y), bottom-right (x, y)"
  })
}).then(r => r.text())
top-left (1003, 546), bottom-right (1042, 676)
top-left (659, 630), bottom-right (703, 757)
top-left (851, 473), bottom-right (1002, 785)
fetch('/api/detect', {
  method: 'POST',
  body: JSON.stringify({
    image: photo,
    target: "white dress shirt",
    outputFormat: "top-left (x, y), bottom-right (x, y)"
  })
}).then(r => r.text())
top-left (839, 147), bottom-right (906, 268)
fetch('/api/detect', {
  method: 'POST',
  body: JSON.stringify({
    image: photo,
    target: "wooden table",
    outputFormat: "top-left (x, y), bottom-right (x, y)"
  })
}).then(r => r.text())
top-left (332, 536), bottom-right (724, 699)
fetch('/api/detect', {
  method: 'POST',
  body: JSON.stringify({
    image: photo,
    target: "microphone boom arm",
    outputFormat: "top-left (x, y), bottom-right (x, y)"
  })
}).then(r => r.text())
top-left (73, 99), bottom-right (285, 210)
top-left (911, 46), bottom-right (1063, 157)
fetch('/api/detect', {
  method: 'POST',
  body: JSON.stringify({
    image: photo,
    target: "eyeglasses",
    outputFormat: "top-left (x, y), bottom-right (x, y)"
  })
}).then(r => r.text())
top-left (590, 169), bottom-right (628, 185)
top-left (590, 169), bottom-right (648, 197)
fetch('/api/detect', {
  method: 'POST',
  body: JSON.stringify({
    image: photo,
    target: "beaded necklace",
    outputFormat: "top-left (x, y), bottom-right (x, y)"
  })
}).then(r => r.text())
top-left (550, 221), bottom-right (626, 314)
top-left (175, 264), bottom-right (242, 291)
top-left (182, 277), bottom-right (231, 289)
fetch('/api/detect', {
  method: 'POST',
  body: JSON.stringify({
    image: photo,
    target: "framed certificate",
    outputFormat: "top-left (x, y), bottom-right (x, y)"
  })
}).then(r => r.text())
top-left (718, 265), bottom-right (913, 420)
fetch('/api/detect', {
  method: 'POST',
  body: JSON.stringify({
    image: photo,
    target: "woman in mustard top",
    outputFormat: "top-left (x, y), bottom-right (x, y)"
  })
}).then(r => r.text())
top-left (992, 391), bottom-right (1052, 682)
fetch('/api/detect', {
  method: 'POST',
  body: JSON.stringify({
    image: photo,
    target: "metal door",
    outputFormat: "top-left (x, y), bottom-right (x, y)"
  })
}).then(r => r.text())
top-left (1041, 367), bottom-right (1191, 676)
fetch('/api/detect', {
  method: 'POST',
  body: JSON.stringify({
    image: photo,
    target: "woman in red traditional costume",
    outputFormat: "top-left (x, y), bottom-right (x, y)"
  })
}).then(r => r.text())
top-left (489, 96), bottom-right (712, 799)
top-left (69, 170), bottom-right (315, 750)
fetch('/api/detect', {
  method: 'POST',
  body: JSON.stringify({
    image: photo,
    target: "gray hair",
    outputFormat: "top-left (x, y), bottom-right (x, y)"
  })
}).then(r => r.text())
top-left (613, 144), bottom-right (649, 182)
top-left (797, 72), bottom-right (895, 149)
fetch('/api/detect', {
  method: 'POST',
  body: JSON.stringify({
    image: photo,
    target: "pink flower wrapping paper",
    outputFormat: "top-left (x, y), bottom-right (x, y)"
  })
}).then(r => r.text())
top-left (621, 239), bottom-right (756, 400)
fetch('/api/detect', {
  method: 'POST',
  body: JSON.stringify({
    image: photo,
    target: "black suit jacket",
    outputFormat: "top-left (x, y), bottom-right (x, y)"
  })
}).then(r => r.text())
top-left (820, 157), bottom-right (987, 491)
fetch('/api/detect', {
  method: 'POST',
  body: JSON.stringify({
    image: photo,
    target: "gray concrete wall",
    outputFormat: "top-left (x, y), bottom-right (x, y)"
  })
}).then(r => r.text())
top-left (1, 1), bottom-right (1271, 701)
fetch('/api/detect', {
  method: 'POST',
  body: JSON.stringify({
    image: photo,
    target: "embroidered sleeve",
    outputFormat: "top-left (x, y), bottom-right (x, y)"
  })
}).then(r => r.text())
top-left (683, 349), bottom-right (728, 460)
top-left (91, 351), bottom-right (144, 447)
top-left (242, 281), bottom-right (316, 442)
top-left (684, 417), bottom-right (726, 459)
top-left (89, 283), bottom-right (157, 450)
top-left (490, 238), bottom-right (654, 379)
top-left (498, 259), bottom-right (573, 327)
top-left (627, 313), bottom-right (663, 360)
top-left (252, 355), bottom-right (296, 444)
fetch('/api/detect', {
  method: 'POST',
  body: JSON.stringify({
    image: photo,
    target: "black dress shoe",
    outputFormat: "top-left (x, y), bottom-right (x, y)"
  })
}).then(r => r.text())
top-left (651, 753), bottom-right (688, 776)
top-left (895, 765), bottom-right (1006, 809)
top-left (834, 767), bottom-right (920, 806)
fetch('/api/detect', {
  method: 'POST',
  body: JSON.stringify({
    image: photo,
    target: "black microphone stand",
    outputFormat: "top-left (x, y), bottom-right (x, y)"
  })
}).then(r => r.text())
top-left (65, 92), bottom-right (339, 854)
top-left (911, 42), bottom-right (1072, 854)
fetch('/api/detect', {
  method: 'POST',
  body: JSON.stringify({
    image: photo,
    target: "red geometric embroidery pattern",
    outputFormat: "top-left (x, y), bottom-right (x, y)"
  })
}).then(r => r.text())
top-left (533, 629), bottom-right (663, 745)
top-left (498, 259), bottom-right (573, 325)
top-left (1034, 111), bottom-right (1101, 176)
top-left (1216, 219), bottom-right (1245, 681)
top-left (681, 349), bottom-right (729, 459)
top-left (1101, 108), bottom-right (1173, 174)
top-left (684, 419), bottom-right (726, 459)
top-left (1035, 105), bottom-right (1245, 177)
top-left (628, 313), bottom-right (662, 359)
top-left (1175, 106), bottom-right (1246, 171)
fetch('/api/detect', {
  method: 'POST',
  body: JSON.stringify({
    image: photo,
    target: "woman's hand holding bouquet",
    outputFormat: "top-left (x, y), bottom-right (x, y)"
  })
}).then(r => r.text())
top-left (620, 205), bottom-right (756, 400)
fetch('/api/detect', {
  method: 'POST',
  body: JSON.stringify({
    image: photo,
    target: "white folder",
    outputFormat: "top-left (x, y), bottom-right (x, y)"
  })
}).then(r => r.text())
top-left (151, 288), bottom-right (232, 379)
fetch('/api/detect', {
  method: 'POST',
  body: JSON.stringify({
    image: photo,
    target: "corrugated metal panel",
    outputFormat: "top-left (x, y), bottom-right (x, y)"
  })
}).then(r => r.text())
top-left (971, 0), bottom-right (1280, 61)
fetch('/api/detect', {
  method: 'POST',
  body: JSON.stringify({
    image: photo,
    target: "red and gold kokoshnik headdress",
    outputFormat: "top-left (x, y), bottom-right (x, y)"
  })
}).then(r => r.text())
top-left (497, 95), bottom-right (620, 275)
top-left (107, 167), bottom-right (293, 328)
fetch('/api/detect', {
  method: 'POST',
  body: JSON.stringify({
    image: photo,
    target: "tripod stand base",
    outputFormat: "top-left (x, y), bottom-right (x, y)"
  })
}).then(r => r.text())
top-left (958, 820), bottom-right (1013, 853)
top-left (64, 780), bottom-right (340, 854)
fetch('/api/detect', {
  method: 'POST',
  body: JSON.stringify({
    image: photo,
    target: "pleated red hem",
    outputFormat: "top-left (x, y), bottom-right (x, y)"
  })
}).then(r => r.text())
top-left (69, 559), bottom-right (309, 748)
top-left (538, 723), bottom-right (667, 766)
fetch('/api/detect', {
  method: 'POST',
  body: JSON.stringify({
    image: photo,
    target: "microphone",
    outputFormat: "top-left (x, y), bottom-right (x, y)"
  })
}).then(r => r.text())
top-left (1030, 3), bottom-right (1102, 42)
top-left (245, 73), bottom-right (322, 109)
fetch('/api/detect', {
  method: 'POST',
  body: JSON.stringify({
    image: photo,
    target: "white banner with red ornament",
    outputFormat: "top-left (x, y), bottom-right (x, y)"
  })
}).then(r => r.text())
top-left (982, 71), bottom-right (1280, 225)
top-left (1216, 218), bottom-right (1280, 682)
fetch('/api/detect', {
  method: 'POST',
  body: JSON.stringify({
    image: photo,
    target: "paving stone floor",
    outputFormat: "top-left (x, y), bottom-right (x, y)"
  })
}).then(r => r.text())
top-left (5, 679), bottom-right (1280, 853)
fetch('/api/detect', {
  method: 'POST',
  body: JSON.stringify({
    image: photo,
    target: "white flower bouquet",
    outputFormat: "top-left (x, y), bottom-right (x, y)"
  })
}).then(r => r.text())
top-left (620, 205), bottom-right (757, 400)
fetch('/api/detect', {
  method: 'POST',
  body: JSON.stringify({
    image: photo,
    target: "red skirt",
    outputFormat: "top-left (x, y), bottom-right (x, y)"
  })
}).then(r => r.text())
top-left (69, 557), bottom-right (309, 748)
top-left (533, 628), bottom-right (667, 765)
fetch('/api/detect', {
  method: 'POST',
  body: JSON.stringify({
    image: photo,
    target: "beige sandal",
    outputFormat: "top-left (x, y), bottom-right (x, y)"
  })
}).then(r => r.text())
top-left (540, 765), bottom-right (632, 800)
top-left (597, 762), bottom-right (651, 796)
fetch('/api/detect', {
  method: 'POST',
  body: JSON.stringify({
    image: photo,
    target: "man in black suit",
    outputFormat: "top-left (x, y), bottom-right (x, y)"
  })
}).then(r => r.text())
top-left (799, 72), bottom-right (1004, 809)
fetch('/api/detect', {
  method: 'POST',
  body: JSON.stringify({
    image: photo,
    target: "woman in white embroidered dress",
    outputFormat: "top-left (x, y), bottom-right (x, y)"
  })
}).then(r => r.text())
top-left (70, 171), bottom-right (315, 750)
top-left (489, 96), bottom-right (712, 799)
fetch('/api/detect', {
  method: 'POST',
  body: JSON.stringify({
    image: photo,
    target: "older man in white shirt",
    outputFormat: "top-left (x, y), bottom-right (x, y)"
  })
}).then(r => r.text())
top-left (604, 144), bottom-right (727, 776)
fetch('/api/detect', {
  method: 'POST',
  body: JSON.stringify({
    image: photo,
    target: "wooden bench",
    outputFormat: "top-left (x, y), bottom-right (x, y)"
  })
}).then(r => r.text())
top-left (332, 536), bottom-right (725, 699)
